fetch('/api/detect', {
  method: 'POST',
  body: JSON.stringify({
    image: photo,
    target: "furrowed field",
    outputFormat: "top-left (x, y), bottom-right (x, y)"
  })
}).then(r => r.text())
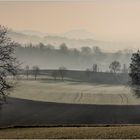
top-left (1, 76), bottom-right (140, 139)
top-left (10, 77), bottom-right (140, 105)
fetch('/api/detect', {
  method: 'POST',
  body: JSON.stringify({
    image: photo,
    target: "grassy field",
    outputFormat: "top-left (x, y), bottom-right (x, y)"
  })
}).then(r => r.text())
top-left (1, 126), bottom-right (140, 139)
top-left (1, 78), bottom-right (140, 138)
top-left (10, 78), bottom-right (140, 105)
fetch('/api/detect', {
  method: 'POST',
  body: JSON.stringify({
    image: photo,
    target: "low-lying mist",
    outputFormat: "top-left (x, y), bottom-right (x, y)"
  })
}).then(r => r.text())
top-left (15, 42), bottom-right (132, 71)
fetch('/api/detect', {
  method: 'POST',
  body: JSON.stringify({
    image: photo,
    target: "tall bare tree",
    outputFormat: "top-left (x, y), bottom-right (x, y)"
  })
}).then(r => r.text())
top-left (32, 66), bottom-right (40, 80)
top-left (51, 70), bottom-right (58, 80)
top-left (25, 65), bottom-right (29, 80)
top-left (92, 64), bottom-right (98, 72)
top-left (59, 66), bottom-right (67, 81)
top-left (0, 25), bottom-right (18, 102)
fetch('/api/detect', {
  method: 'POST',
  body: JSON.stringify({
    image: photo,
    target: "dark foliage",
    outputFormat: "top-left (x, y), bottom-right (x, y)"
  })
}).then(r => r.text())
top-left (129, 50), bottom-right (140, 85)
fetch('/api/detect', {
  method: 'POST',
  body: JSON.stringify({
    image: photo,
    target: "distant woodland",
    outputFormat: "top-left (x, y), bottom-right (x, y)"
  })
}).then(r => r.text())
top-left (15, 42), bottom-right (132, 71)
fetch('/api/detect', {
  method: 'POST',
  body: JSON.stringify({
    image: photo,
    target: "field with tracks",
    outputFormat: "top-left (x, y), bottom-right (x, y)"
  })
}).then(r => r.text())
top-left (1, 78), bottom-right (140, 127)
top-left (10, 78), bottom-right (140, 105)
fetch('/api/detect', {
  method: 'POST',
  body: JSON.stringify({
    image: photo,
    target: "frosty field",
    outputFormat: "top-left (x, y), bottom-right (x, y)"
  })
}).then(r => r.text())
top-left (10, 79), bottom-right (140, 105)
top-left (1, 79), bottom-right (140, 127)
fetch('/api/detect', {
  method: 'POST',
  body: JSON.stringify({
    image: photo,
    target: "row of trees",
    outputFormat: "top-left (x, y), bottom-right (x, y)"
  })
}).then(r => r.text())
top-left (16, 41), bottom-right (132, 71)
top-left (25, 60), bottom-right (127, 79)
top-left (24, 59), bottom-right (129, 81)
top-left (25, 65), bottom-right (40, 80)
top-left (86, 61), bottom-right (128, 74)
top-left (24, 60), bottom-right (128, 82)
top-left (24, 65), bottom-right (67, 81)
top-left (25, 42), bottom-right (133, 56)
top-left (25, 42), bottom-right (103, 56)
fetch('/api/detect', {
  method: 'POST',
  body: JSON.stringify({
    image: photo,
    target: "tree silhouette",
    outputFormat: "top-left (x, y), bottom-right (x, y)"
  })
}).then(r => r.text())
top-left (109, 61), bottom-right (121, 73)
top-left (129, 50), bottom-right (140, 85)
top-left (0, 25), bottom-right (18, 102)
top-left (51, 70), bottom-right (58, 80)
top-left (59, 66), bottom-right (67, 81)
top-left (93, 64), bottom-right (98, 72)
top-left (32, 66), bottom-right (40, 80)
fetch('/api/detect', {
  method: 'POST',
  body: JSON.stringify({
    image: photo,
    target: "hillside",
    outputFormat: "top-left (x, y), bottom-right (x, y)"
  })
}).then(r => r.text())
top-left (8, 30), bottom-right (134, 52)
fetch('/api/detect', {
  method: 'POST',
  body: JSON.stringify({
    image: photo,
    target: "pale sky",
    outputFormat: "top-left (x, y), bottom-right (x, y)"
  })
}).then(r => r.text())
top-left (1, 0), bottom-right (140, 41)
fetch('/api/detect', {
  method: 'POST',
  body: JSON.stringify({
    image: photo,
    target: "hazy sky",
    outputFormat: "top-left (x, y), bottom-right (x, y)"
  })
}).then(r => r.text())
top-left (1, 0), bottom-right (140, 41)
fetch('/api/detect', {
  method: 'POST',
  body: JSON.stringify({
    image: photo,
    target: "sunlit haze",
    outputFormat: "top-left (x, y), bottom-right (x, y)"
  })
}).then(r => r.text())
top-left (0, 0), bottom-right (140, 42)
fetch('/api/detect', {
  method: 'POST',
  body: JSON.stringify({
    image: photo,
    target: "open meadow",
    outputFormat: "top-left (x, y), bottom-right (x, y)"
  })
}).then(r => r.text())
top-left (10, 77), bottom-right (140, 105)
top-left (0, 77), bottom-right (140, 128)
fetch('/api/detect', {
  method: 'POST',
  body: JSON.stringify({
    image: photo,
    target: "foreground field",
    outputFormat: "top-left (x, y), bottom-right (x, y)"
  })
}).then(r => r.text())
top-left (1, 97), bottom-right (140, 127)
top-left (10, 79), bottom-right (140, 105)
top-left (1, 78), bottom-right (140, 127)
top-left (1, 126), bottom-right (140, 139)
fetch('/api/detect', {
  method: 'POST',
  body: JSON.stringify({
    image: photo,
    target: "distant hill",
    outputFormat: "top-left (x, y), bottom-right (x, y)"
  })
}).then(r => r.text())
top-left (19, 30), bottom-right (48, 37)
top-left (7, 30), bottom-right (103, 49)
top-left (8, 30), bottom-right (136, 52)
top-left (61, 29), bottom-right (95, 39)
top-left (8, 30), bottom-right (42, 44)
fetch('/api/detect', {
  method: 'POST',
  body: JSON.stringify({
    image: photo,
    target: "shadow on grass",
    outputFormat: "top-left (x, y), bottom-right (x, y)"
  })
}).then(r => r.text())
top-left (1, 97), bottom-right (140, 128)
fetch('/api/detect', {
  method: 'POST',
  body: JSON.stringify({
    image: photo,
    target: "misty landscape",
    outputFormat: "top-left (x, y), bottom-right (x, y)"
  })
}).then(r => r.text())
top-left (1, 26), bottom-right (140, 128)
top-left (13, 30), bottom-right (132, 71)
top-left (2, 0), bottom-right (140, 139)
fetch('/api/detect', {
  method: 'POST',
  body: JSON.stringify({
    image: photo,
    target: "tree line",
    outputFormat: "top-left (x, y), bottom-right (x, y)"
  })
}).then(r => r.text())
top-left (15, 42), bottom-right (132, 71)
top-left (24, 65), bottom-right (67, 81)
top-left (24, 60), bottom-right (128, 82)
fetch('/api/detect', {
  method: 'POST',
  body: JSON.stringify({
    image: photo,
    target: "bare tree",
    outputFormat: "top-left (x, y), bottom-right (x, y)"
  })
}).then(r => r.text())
top-left (59, 66), bottom-right (67, 81)
top-left (109, 61), bottom-right (121, 73)
top-left (0, 25), bottom-right (18, 102)
top-left (92, 64), bottom-right (98, 72)
top-left (32, 66), bottom-right (40, 80)
top-left (25, 65), bottom-right (29, 80)
top-left (51, 70), bottom-right (58, 80)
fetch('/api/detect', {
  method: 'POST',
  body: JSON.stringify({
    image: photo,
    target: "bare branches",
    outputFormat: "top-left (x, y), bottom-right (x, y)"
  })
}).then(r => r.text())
top-left (32, 66), bottom-right (40, 80)
top-left (109, 61), bottom-right (121, 73)
top-left (0, 25), bottom-right (18, 103)
top-left (59, 66), bottom-right (67, 81)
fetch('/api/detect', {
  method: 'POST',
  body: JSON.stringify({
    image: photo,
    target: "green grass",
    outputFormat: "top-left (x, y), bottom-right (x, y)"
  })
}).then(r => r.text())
top-left (1, 126), bottom-right (140, 139)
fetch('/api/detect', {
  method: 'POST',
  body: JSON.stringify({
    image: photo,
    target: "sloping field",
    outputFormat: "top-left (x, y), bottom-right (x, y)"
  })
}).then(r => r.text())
top-left (0, 79), bottom-right (140, 127)
top-left (10, 79), bottom-right (140, 105)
